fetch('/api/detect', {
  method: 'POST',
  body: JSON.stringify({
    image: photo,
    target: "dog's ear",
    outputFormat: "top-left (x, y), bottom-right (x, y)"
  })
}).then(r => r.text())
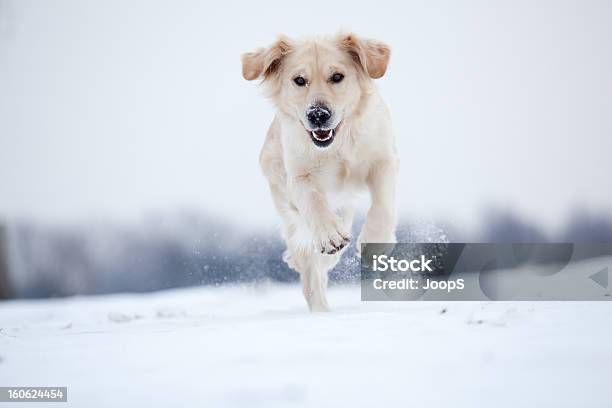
top-left (241, 36), bottom-right (293, 81)
top-left (338, 33), bottom-right (391, 79)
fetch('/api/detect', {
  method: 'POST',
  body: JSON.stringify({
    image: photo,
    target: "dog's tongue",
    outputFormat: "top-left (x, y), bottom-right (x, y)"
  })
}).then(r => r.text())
top-left (312, 129), bottom-right (333, 140)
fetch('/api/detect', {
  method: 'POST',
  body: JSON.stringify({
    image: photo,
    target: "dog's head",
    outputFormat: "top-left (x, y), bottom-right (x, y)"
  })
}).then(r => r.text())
top-left (242, 33), bottom-right (390, 149)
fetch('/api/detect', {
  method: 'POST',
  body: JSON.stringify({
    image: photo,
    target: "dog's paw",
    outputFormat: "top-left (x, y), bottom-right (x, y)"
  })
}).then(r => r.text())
top-left (315, 221), bottom-right (350, 255)
top-left (356, 231), bottom-right (396, 256)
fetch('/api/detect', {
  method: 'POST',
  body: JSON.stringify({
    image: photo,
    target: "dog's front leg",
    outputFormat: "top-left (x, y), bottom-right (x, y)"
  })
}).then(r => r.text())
top-left (299, 255), bottom-right (331, 312)
top-left (359, 160), bottom-right (398, 246)
top-left (288, 173), bottom-right (350, 255)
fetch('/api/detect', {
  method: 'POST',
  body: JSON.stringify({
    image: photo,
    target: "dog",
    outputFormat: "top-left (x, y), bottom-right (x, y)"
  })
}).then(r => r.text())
top-left (241, 33), bottom-right (398, 311)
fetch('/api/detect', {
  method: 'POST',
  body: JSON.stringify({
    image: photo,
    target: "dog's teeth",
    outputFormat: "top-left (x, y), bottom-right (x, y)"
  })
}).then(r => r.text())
top-left (311, 129), bottom-right (334, 142)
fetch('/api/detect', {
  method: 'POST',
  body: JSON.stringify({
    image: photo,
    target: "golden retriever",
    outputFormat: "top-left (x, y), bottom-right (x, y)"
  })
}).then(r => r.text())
top-left (242, 33), bottom-right (398, 311)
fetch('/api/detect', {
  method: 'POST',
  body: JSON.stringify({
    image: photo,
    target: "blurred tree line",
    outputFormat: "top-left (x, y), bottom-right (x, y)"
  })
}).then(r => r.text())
top-left (0, 223), bottom-right (13, 298)
top-left (1, 209), bottom-right (611, 299)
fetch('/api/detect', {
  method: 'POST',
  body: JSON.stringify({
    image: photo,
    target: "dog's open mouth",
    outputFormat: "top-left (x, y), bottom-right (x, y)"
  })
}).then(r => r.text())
top-left (309, 124), bottom-right (340, 148)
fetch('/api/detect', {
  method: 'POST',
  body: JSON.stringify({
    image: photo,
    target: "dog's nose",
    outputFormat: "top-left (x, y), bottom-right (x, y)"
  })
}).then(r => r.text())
top-left (306, 105), bottom-right (332, 127)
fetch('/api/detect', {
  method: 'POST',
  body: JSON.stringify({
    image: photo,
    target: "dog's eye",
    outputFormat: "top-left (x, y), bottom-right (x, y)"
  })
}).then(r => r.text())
top-left (293, 76), bottom-right (307, 87)
top-left (331, 73), bottom-right (344, 83)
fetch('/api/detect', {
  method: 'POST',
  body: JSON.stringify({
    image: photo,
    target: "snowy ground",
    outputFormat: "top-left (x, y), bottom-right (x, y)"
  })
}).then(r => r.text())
top-left (1, 284), bottom-right (611, 407)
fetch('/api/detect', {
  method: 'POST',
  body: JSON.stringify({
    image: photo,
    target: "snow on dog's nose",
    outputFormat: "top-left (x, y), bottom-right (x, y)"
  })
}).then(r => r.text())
top-left (306, 105), bottom-right (332, 128)
top-left (305, 104), bottom-right (339, 149)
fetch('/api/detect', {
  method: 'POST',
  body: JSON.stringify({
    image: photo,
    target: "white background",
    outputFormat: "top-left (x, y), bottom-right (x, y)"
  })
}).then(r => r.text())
top-left (1, 0), bottom-right (611, 230)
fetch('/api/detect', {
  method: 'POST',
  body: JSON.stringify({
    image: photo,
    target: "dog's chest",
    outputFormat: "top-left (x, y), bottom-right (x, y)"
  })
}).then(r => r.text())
top-left (313, 158), bottom-right (367, 209)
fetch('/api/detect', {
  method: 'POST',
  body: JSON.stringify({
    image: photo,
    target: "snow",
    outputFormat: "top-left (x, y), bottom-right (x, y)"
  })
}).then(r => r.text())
top-left (1, 284), bottom-right (611, 407)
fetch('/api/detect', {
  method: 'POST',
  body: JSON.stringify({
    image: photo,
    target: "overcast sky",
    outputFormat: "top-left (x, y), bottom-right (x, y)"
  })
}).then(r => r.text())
top-left (1, 0), bottom-right (611, 231)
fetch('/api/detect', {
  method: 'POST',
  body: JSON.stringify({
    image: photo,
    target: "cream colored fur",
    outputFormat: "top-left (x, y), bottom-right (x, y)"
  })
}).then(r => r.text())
top-left (242, 33), bottom-right (398, 311)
